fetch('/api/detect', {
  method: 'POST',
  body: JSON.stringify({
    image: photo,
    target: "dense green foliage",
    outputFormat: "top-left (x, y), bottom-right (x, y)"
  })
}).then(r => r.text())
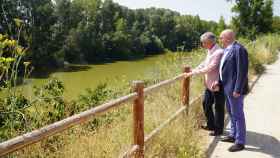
top-left (272, 16), bottom-right (280, 33)
top-left (1, 0), bottom-right (278, 68)
top-left (230, 0), bottom-right (274, 38)
top-left (0, 0), bottom-right (225, 68)
top-left (0, 33), bottom-right (32, 141)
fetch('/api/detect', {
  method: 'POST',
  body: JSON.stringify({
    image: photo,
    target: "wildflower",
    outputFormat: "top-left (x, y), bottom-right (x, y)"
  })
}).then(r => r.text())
top-left (23, 61), bottom-right (31, 67)
top-left (5, 57), bottom-right (15, 63)
top-left (14, 18), bottom-right (23, 27)
top-left (0, 57), bottom-right (5, 63)
top-left (3, 39), bottom-right (9, 47)
top-left (10, 40), bottom-right (17, 47)
top-left (16, 46), bottom-right (24, 55)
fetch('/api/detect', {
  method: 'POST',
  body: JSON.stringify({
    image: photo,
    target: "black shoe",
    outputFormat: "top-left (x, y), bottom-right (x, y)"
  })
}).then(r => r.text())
top-left (221, 136), bottom-right (235, 143)
top-left (201, 125), bottom-right (214, 131)
top-left (228, 144), bottom-right (245, 152)
top-left (209, 131), bottom-right (223, 136)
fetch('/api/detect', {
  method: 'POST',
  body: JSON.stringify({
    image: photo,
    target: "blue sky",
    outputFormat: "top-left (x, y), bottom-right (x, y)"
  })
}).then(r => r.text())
top-left (113, 0), bottom-right (280, 24)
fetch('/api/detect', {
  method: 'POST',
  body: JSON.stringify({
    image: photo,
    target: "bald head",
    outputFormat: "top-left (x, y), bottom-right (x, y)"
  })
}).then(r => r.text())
top-left (220, 29), bottom-right (236, 48)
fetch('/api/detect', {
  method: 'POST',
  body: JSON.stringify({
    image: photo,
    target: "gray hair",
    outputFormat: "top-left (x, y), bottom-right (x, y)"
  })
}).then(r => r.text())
top-left (200, 32), bottom-right (216, 43)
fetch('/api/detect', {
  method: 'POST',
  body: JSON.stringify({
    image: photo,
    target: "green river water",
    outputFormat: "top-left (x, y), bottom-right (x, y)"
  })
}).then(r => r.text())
top-left (19, 53), bottom-right (177, 100)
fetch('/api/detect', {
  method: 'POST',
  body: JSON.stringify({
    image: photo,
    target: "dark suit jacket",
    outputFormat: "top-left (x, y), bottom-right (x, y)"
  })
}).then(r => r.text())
top-left (220, 42), bottom-right (249, 95)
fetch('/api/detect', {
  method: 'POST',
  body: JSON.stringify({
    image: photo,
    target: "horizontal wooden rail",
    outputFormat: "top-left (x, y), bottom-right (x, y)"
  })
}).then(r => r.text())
top-left (0, 93), bottom-right (137, 156)
top-left (144, 73), bottom-right (185, 95)
top-left (120, 145), bottom-right (139, 158)
top-left (144, 95), bottom-right (202, 144)
top-left (144, 106), bottom-right (186, 143)
top-left (0, 66), bottom-right (192, 157)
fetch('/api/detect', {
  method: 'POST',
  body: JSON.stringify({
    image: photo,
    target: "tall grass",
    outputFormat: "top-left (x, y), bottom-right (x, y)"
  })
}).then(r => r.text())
top-left (6, 34), bottom-right (280, 158)
top-left (240, 34), bottom-right (280, 74)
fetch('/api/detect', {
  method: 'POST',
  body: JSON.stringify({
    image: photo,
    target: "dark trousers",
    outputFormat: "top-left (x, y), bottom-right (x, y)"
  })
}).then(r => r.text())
top-left (202, 88), bottom-right (225, 133)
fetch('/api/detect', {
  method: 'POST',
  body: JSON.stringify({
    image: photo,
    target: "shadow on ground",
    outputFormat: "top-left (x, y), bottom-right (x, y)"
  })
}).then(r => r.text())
top-left (245, 130), bottom-right (280, 158)
top-left (206, 129), bottom-right (280, 158)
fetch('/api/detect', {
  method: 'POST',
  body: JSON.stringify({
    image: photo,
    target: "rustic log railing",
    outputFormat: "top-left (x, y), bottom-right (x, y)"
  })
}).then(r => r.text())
top-left (0, 66), bottom-right (200, 157)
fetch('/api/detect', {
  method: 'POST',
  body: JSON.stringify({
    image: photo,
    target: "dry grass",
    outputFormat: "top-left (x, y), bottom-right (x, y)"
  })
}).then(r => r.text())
top-left (144, 94), bottom-right (205, 158)
top-left (11, 78), bottom-right (205, 158)
top-left (241, 34), bottom-right (280, 74)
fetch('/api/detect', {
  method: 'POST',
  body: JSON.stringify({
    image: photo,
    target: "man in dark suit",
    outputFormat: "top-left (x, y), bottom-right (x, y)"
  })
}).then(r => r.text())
top-left (219, 29), bottom-right (249, 152)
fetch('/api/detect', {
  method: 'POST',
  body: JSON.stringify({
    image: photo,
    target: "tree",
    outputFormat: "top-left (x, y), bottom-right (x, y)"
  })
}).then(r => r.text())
top-left (25, 0), bottom-right (57, 67)
top-left (111, 18), bottom-right (132, 57)
top-left (174, 15), bottom-right (212, 51)
top-left (1, 0), bottom-right (222, 69)
top-left (272, 16), bottom-right (280, 33)
top-left (230, 0), bottom-right (273, 38)
top-left (0, 0), bottom-right (23, 36)
top-left (217, 16), bottom-right (227, 34)
top-left (0, 0), bottom-right (58, 67)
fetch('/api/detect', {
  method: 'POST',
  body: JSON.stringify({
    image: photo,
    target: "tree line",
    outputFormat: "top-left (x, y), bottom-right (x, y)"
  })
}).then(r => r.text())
top-left (0, 0), bottom-right (225, 68)
top-left (0, 0), bottom-right (279, 69)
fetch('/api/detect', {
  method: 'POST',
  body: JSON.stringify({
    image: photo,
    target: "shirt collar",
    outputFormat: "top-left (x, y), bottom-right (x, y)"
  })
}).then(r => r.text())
top-left (208, 44), bottom-right (218, 54)
top-left (225, 41), bottom-right (235, 51)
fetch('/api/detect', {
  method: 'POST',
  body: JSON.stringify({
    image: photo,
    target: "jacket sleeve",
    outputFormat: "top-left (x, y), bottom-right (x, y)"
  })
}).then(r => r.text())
top-left (193, 59), bottom-right (206, 72)
top-left (234, 46), bottom-right (249, 94)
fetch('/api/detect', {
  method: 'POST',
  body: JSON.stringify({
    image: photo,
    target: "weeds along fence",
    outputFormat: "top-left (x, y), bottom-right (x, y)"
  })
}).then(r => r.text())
top-left (0, 66), bottom-right (202, 158)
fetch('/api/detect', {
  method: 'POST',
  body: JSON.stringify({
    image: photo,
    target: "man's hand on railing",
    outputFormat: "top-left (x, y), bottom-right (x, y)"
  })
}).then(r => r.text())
top-left (184, 72), bottom-right (193, 79)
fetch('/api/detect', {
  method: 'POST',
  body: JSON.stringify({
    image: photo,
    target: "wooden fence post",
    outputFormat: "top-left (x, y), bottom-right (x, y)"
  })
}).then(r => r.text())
top-left (181, 66), bottom-right (191, 112)
top-left (132, 81), bottom-right (145, 158)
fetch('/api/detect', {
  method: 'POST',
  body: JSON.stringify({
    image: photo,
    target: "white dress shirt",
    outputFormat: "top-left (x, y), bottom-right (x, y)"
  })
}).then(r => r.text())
top-left (219, 43), bottom-right (234, 80)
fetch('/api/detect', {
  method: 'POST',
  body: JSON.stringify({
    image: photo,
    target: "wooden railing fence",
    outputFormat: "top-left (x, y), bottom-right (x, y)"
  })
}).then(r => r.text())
top-left (0, 66), bottom-right (202, 158)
